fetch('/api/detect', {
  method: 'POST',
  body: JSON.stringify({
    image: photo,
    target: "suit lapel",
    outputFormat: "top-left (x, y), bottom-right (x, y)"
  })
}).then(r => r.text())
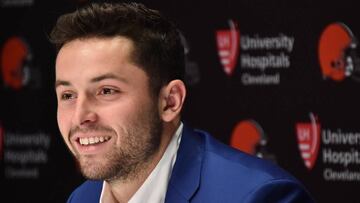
top-left (165, 124), bottom-right (204, 203)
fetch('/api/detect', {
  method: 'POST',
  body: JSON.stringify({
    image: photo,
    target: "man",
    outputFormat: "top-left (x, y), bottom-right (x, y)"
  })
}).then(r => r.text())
top-left (50, 2), bottom-right (315, 203)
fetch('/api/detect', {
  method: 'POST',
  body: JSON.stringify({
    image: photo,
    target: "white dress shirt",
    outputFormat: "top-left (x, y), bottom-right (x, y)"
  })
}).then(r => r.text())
top-left (99, 123), bottom-right (183, 203)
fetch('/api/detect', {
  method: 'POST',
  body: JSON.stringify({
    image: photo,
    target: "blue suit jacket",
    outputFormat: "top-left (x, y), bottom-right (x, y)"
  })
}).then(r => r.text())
top-left (67, 124), bottom-right (315, 203)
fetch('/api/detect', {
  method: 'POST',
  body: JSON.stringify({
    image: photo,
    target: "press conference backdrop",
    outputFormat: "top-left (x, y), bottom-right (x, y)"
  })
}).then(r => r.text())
top-left (1, 0), bottom-right (359, 202)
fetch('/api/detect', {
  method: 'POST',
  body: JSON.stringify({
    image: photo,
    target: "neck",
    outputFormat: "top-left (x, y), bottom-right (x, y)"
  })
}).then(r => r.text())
top-left (102, 120), bottom-right (181, 203)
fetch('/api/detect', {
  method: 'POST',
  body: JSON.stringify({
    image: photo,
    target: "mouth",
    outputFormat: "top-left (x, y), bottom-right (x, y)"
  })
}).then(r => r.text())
top-left (78, 136), bottom-right (111, 146)
top-left (73, 135), bottom-right (113, 155)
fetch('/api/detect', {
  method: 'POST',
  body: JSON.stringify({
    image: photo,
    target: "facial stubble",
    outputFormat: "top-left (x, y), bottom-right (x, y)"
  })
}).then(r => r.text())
top-left (69, 103), bottom-right (162, 182)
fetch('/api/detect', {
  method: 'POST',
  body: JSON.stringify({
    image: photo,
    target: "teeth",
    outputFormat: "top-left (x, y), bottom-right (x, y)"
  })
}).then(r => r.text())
top-left (79, 136), bottom-right (110, 146)
top-left (89, 137), bottom-right (94, 144)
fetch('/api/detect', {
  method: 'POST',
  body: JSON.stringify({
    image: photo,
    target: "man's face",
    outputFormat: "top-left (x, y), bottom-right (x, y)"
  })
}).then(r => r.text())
top-left (55, 37), bottom-right (162, 181)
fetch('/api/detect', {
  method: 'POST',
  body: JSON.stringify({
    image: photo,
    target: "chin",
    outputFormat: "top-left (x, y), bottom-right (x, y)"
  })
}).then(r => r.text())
top-left (78, 157), bottom-right (111, 180)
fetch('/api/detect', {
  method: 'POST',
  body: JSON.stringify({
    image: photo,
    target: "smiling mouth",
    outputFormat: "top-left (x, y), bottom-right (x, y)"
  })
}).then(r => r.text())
top-left (78, 136), bottom-right (111, 146)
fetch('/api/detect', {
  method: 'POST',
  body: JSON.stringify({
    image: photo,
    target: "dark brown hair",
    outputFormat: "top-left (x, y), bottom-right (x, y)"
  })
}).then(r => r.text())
top-left (50, 2), bottom-right (185, 96)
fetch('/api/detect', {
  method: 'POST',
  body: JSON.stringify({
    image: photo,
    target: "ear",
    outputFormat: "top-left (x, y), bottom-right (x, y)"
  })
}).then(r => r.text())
top-left (159, 79), bottom-right (186, 122)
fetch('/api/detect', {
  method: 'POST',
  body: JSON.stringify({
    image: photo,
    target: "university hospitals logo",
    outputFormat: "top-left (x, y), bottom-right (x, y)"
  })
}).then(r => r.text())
top-left (318, 22), bottom-right (360, 82)
top-left (296, 113), bottom-right (360, 181)
top-left (215, 19), bottom-right (240, 76)
top-left (215, 20), bottom-right (294, 85)
top-left (295, 113), bottom-right (321, 170)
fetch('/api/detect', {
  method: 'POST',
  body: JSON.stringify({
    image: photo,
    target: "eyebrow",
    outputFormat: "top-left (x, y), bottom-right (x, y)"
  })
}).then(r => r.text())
top-left (90, 73), bottom-right (128, 84)
top-left (55, 80), bottom-right (71, 89)
top-left (55, 73), bottom-right (128, 89)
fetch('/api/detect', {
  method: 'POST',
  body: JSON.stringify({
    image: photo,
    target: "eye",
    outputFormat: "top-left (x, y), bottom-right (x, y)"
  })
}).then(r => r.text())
top-left (99, 87), bottom-right (119, 95)
top-left (60, 92), bottom-right (76, 100)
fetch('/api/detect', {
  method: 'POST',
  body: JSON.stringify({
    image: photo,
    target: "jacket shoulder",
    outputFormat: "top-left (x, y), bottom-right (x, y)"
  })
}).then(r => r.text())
top-left (198, 129), bottom-right (295, 180)
top-left (193, 129), bottom-right (314, 202)
top-left (67, 180), bottom-right (103, 203)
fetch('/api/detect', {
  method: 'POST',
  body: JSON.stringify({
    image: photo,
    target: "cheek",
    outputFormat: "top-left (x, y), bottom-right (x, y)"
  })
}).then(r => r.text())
top-left (57, 107), bottom-right (76, 154)
top-left (57, 107), bottom-right (72, 138)
top-left (102, 105), bottom-right (129, 127)
top-left (101, 104), bottom-right (139, 134)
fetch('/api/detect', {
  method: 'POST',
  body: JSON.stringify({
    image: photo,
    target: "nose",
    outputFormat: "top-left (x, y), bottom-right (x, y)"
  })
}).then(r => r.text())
top-left (73, 95), bottom-right (98, 126)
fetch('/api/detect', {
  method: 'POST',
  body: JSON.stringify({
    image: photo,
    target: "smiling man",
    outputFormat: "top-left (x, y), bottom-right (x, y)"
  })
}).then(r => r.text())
top-left (50, 2), bottom-right (315, 203)
top-left (55, 37), bottom-right (167, 184)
